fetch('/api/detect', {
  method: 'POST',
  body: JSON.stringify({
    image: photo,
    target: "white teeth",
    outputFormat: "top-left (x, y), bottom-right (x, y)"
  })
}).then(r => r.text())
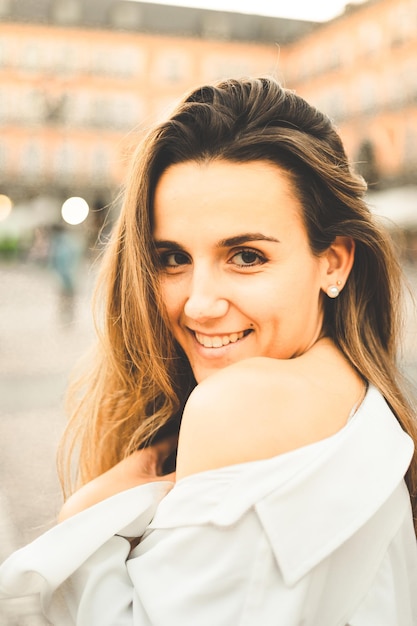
top-left (194, 331), bottom-right (245, 348)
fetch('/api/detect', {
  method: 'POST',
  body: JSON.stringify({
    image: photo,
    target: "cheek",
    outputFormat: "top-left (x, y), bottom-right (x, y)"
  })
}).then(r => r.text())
top-left (252, 273), bottom-right (320, 324)
top-left (160, 280), bottom-right (183, 323)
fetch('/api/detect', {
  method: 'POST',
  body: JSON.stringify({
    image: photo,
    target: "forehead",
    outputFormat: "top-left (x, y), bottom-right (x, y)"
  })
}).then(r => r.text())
top-left (153, 159), bottom-right (306, 239)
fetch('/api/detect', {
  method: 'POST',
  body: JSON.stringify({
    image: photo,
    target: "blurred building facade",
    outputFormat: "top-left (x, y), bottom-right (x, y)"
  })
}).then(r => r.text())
top-left (283, 0), bottom-right (417, 190)
top-left (0, 0), bottom-right (314, 216)
top-left (0, 0), bottom-right (416, 235)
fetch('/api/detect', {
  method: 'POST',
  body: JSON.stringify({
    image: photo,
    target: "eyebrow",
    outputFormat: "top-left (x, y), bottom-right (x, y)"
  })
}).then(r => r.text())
top-left (154, 240), bottom-right (184, 250)
top-left (217, 233), bottom-right (280, 247)
top-left (154, 233), bottom-right (280, 250)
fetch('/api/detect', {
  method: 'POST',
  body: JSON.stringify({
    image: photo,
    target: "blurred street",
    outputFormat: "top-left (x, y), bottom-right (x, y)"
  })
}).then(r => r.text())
top-left (0, 259), bottom-right (96, 625)
top-left (0, 258), bottom-right (416, 625)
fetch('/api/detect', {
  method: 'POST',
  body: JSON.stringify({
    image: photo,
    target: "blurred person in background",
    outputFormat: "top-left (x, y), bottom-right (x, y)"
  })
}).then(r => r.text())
top-left (49, 223), bottom-right (82, 324)
top-left (1, 77), bottom-right (417, 625)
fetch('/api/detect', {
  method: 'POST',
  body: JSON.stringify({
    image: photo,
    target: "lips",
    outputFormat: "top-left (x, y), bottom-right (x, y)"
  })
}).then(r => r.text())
top-left (194, 330), bottom-right (250, 348)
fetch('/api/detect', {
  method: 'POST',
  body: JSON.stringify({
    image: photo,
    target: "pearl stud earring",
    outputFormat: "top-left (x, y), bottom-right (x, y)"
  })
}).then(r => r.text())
top-left (327, 285), bottom-right (340, 298)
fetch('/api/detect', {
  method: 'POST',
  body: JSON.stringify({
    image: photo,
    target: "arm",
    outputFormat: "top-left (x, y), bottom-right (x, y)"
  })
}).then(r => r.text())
top-left (0, 480), bottom-right (172, 624)
top-left (59, 437), bottom-right (176, 521)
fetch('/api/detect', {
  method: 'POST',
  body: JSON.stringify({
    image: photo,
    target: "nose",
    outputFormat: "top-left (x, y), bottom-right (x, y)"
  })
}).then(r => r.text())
top-left (183, 270), bottom-right (229, 323)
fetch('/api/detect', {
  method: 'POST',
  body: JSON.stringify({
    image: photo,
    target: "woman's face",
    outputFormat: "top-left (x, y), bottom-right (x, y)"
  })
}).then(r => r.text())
top-left (153, 159), bottom-right (329, 383)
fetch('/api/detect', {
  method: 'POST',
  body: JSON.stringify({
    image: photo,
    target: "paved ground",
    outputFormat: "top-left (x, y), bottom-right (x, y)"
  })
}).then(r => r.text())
top-left (0, 259), bottom-right (96, 625)
top-left (0, 258), bottom-right (416, 625)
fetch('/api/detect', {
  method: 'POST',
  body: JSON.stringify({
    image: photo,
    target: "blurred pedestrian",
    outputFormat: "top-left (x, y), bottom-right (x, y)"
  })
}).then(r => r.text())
top-left (49, 223), bottom-right (81, 323)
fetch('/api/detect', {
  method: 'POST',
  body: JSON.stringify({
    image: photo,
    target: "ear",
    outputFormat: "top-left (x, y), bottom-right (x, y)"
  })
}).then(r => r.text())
top-left (320, 236), bottom-right (355, 295)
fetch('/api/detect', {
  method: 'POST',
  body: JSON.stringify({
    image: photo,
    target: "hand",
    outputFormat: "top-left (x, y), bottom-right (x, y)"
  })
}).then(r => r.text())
top-left (58, 437), bottom-right (177, 522)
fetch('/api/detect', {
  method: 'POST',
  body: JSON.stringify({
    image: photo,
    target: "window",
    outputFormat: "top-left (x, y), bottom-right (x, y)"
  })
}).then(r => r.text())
top-left (153, 49), bottom-right (192, 84)
top-left (110, 46), bottom-right (146, 79)
top-left (357, 74), bottom-right (377, 114)
top-left (358, 21), bottom-right (383, 57)
top-left (21, 139), bottom-right (46, 180)
top-left (52, 0), bottom-right (81, 26)
top-left (404, 120), bottom-right (417, 165)
top-left (201, 53), bottom-right (252, 82)
top-left (0, 0), bottom-right (12, 18)
top-left (90, 144), bottom-right (111, 182)
top-left (53, 141), bottom-right (77, 179)
top-left (201, 14), bottom-right (231, 40)
top-left (109, 2), bottom-right (143, 30)
top-left (21, 42), bottom-right (41, 72)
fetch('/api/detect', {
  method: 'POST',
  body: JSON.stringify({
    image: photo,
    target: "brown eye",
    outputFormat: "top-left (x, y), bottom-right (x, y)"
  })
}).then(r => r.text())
top-left (162, 252), bottom-right (190, 267)
top-left (231, 249), bottom-right (266, 267)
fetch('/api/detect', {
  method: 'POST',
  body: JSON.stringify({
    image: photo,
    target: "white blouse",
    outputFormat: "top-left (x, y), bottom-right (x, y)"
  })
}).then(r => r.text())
top-left (0, 385), bottom-right (416, 626)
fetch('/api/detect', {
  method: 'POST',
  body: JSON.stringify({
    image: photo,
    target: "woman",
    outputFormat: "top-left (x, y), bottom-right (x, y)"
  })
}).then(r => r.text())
top-left (1, 77), bottom-right (416, 625)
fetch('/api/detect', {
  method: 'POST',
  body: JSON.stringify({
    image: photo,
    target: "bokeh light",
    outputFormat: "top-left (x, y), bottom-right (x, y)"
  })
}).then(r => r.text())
top-left (0, 194), bottom-right (13, 222)
top-left (61, 196), bottom-right (89, 225)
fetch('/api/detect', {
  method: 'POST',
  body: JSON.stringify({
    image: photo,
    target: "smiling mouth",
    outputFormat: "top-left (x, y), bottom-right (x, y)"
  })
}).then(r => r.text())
top-left (194, 329), bottom-right (252, 348)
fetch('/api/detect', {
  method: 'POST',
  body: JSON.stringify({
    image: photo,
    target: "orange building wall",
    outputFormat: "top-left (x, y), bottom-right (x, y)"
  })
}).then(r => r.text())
top-left (0, 21), bottom-right (280, 203)
top-left (1, 0), bottom-right (416, 206)
top-left (281, 0), bottom-right (417, 186)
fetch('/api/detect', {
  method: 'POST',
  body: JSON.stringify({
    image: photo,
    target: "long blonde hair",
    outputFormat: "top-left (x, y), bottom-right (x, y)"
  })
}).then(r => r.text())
top-left (59, 77), bottom-right (417, 532)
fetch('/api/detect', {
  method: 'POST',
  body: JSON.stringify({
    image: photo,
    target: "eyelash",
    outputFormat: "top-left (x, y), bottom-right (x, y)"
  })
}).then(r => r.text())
top-left (159, 251), bottom-right (190, 269)
top-left (158, 247), bottom-right (267, 270)
top-left (230, 248), bottom-right (267, 267)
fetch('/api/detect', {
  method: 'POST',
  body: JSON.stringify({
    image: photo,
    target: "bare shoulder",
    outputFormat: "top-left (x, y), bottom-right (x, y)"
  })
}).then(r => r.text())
top-left (176, 341), bottom-right (365, 480)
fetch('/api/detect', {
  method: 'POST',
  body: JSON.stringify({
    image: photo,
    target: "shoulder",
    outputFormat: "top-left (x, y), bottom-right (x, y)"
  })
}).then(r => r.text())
top-left (176, 344), bottom-right (365, 480)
